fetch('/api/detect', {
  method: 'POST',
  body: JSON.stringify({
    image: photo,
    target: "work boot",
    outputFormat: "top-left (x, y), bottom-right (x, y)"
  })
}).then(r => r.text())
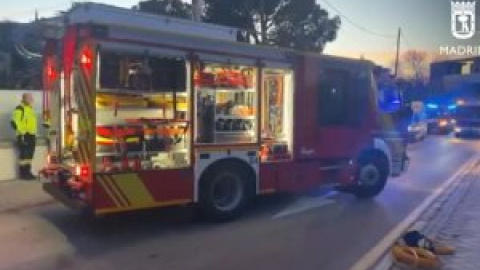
top-left (24, 164), bottom-right (37, 180)
top-left (18, 165), bottom-right (30, 180)
top-left (23, 173), bottom-right (37, 180)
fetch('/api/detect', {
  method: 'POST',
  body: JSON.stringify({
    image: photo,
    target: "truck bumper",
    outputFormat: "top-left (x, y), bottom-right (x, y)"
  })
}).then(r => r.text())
top-left (42, 182), bottom-right (86, 211)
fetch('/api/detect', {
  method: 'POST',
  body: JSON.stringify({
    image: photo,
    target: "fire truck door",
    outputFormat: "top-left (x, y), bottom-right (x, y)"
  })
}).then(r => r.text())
top-left (296, 62), bottom-right (370, 161)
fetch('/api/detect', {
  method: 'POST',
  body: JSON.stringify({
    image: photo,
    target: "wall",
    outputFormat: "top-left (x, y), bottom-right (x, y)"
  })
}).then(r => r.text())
top-left (0, 142), bottom-right (46, 181)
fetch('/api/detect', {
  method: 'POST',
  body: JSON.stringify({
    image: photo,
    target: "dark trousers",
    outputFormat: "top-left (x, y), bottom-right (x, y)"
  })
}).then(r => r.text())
top-left (16, 134), bottom-right (36, 177)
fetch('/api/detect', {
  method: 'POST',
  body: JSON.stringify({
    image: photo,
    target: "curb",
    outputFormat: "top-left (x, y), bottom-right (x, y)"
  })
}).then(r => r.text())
top-left (349, 154), bottom-right (480, 270)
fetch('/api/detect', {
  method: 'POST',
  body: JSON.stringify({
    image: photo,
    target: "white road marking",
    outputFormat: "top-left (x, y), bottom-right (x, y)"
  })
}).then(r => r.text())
top-left (349, 154), bottom-right (479, 270)
top-left (272, 192), bottom-right (337, 219)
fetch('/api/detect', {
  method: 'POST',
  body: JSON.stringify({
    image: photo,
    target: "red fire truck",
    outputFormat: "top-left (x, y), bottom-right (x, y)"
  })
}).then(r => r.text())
top-left (39, 3), bottom-right (408, 220)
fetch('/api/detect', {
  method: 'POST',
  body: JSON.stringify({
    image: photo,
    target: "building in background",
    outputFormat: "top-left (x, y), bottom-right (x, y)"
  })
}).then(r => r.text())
top-left (430, 57), bottom-right (480, 105)
top-left (0, 20), bottom-right (42, 90)
top-left (0, 51), bottom-right (12, 83)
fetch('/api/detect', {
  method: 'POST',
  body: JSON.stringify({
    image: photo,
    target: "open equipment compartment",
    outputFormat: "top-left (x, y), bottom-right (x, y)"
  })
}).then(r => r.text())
top-left (95, 48), bottom-right (191, 172)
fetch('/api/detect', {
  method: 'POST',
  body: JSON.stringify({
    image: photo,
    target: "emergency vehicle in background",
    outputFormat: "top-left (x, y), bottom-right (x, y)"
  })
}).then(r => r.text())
top-left (39, 3), bottom-right (409, 220)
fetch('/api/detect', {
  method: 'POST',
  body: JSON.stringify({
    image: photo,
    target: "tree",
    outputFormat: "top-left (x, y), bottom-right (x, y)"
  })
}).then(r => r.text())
top-left (135, 0), bottom-right (192, 19)
top-left (0, 21), bottom-right (42, 89)
top-left (204, 0), bottom-right (340, 52)
top-left (401, 50), bottom-right (429, 82)
top-left (133, 0), bottom-right (339, 52)
top-left (271, 0), bottom-right (340, 51)
top-left (389, 50), bottom-right (431, 103)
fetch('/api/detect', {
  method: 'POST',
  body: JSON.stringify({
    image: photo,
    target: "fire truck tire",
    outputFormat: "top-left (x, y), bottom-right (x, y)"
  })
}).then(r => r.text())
top-left (198, 161), bottom-right (254, 221)
top-left (351, 152), bottom-right (389, 199)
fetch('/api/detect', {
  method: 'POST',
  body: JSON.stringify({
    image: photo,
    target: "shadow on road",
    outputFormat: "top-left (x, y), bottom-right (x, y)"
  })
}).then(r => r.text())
top-left (25, 188), bottom-right (397, 270)
top-left (33, 193), bottom-right (298, 257)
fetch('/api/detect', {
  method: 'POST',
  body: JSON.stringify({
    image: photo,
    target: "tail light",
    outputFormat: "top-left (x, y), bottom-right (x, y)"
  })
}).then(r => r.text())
top-left (74, 165), bottom-right (90, 178)
top-left (438, 119), bottom-right (448, 127)
top-left (80, 46), bottom-right (93, 71)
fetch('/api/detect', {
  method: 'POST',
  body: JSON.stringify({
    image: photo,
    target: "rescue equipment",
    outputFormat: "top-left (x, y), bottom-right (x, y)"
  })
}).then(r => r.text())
top-left (400, 230), bottom-right (455, 255)
top-left (96, 93), bottom-right (148, 108)
top-left (391, 245), bottom-right (440, 269)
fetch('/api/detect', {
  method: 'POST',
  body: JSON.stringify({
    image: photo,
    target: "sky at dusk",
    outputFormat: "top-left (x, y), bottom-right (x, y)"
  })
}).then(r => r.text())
top-left (0, 0), bottom-right (475, 67)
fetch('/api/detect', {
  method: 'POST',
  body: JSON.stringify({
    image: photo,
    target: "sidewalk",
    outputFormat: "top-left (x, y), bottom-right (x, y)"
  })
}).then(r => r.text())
top-left (431, 163), bottom-right (480, 269)
top-left (0, 141), bottom-right (47, 182)
top-left (0, 179), bottom-right (54, 213)
top-left (389, 159), bottom-right (480, 270)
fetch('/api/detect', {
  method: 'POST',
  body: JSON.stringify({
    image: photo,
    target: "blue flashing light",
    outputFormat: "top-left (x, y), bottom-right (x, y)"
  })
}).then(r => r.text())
top-left (448, 105), bottom-right (457, 110)
top-left (392, 100), bottom-right (401, 104)
top-left (427, 103), bottom-right (439, 109)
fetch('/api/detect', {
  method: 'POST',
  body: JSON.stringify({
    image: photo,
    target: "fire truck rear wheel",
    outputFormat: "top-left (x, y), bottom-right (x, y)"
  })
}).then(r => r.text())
top-left (198, 161), bottom-right (254, 221)
top-left (351, 152), bottom-right (389, 199)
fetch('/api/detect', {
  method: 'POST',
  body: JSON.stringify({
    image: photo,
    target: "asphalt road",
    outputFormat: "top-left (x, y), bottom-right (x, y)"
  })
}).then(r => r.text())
top-left (1, 136), bottom-right (479, 270)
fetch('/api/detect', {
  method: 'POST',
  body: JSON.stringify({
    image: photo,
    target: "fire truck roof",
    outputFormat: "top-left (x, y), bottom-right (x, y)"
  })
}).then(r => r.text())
top-left (41, 2), bottom-right (374, 71)
top-left (65, 2), bottom-right (239, 42)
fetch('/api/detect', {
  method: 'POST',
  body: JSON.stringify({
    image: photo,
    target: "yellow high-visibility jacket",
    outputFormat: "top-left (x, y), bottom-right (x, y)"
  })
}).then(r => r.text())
top-left (11, 103), bottom-right (37, 136)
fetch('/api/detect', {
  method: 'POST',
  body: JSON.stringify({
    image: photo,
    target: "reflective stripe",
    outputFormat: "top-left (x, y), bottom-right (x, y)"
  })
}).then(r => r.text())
top-left (97, 175), bottom-right (122, 207)
top-left (105, 175), bottom-right (130, 207)
top-left (111, 174), bottom-right (155, 207)
top-left (95, 199), bottom-right (192, 215)
top-left (19, 159), bottom-right (32, 165)
top-left (12, 104), bottom-right (37, 136)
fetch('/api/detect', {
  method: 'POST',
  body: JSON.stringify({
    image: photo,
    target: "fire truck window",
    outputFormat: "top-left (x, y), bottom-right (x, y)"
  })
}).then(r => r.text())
top-left (317, 68), bottom-right (349, 126)
top-left (348, 72), bottom-right (370, 125)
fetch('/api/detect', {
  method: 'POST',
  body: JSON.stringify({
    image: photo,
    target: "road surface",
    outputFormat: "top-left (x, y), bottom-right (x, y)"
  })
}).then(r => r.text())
top-left (0, 136), bottom-right (479, 270)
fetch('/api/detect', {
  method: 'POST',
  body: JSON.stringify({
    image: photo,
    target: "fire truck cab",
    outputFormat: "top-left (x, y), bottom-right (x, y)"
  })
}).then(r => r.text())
top-left (39, 3), bottom-right (408, 220)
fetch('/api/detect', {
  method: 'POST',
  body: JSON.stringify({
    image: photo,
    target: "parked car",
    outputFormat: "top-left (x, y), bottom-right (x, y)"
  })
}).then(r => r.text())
top-left (453, 104), bottom-right (480, 138)
top-left (427, 115), bottom-right (454, 135)
top-left (425, 104), bottom-right (453, 135)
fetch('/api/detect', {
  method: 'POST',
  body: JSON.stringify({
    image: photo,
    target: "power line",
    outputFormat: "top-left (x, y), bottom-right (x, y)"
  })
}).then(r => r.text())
top-left (319, 0), bottom-right (396, 39)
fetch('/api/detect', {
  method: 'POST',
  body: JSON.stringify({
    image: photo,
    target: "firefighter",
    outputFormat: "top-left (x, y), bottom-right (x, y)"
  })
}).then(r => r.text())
top-left (11, 93), bottom-right (39, 180)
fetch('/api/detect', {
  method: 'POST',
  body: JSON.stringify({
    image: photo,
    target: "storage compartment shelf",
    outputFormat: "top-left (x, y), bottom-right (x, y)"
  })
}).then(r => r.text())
top-left (98, 88), bottom-right (188, 96)
top-left (96, 151), bottom-right (163, 157)
top-left (215, 131), bottom-right (251, 135)
top-left (197, 87), bottom-right (255, 93)
top-left (124, 118), bottom-right (190, 125)
top-left (215, 115), bottom-right (255, 120)
top-left (96, 149), bottom-right (187, 157)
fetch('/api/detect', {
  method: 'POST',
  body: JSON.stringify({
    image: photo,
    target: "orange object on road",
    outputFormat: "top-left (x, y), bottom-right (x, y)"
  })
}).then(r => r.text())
top-left (391, 245), bottom-right (440, 269)
top-left (431, 240), bottom-right (455, 255)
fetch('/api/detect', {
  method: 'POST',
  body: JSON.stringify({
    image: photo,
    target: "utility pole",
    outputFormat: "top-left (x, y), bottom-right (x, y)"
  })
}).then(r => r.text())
top-left (394, 27), bottom-right (401, 78)
top-left (192, 0), bottom-right (204, 22)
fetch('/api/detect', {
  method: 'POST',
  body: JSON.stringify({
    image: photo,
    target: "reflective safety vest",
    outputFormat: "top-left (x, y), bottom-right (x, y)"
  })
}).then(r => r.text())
top-left (11, 103), bottom-right (37, 136)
